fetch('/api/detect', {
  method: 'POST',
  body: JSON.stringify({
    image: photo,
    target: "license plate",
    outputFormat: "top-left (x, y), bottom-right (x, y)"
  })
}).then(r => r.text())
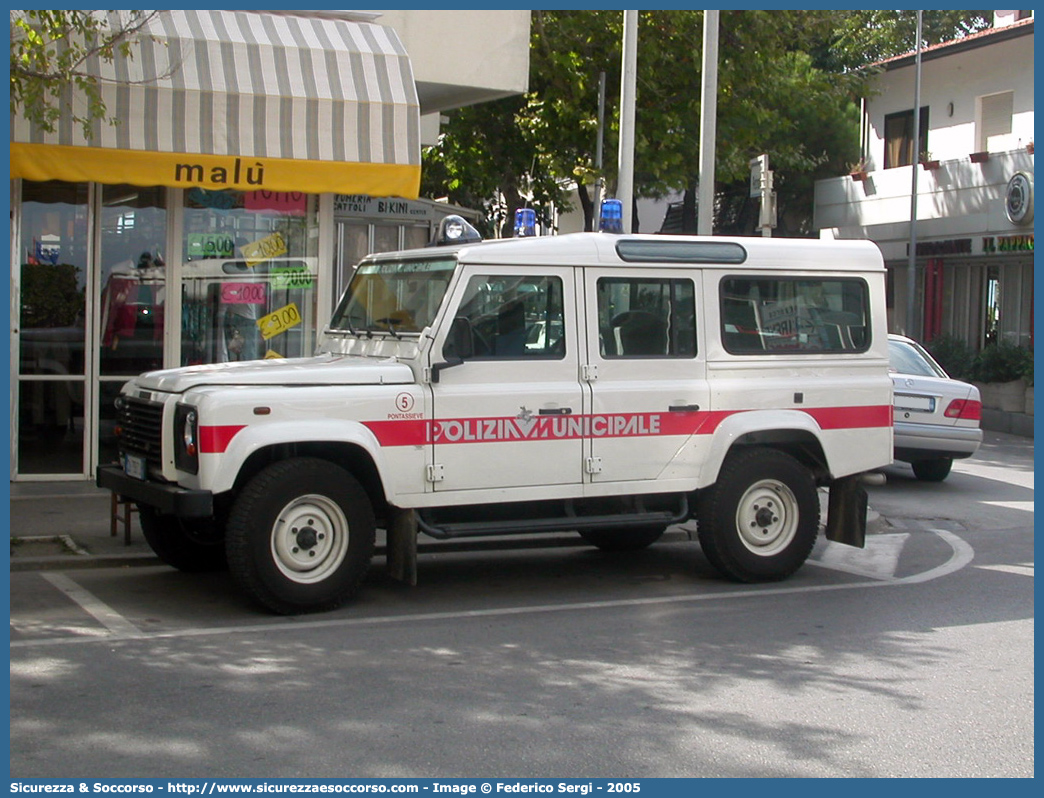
top-left (895, 394), bottom-right (934, 412)
top-left (123, 454), bottom-right (147, 480)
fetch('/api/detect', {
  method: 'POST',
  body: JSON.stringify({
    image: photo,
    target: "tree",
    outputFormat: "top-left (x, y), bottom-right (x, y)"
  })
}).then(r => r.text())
top-left (10, 10), bottom-right (162, 139)
top-left (421, 10), bottom-right (994, 236)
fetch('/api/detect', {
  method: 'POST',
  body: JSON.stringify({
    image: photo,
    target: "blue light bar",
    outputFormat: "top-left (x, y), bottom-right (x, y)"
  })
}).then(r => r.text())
top-left (514, 208), bottom-right (537, 237)
top-left (599, 198), bottom-right (623, 233)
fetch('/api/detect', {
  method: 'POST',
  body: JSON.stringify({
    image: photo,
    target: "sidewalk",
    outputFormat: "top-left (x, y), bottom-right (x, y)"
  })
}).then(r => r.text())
top-left (9, 481), bottom-right (160, 570)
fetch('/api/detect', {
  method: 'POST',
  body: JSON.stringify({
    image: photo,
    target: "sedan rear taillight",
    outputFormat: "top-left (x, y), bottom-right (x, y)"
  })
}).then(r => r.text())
top-left (944, 399), bottom-right (982, 420)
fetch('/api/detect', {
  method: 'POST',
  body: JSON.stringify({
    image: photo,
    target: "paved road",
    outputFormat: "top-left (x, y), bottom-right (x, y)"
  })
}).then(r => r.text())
top-left (9, 432), bottom-right (1034, 778)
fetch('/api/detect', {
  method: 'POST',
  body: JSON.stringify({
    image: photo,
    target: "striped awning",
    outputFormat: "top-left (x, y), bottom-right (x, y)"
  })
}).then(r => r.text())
top-left (10, 10), bottom-right (421, 198)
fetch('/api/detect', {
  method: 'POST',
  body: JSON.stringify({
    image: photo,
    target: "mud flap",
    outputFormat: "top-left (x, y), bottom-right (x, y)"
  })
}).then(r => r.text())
top-left (386, 506), bottom-right (418, 586)
top-left (824, 476), bottom-right (868, 549)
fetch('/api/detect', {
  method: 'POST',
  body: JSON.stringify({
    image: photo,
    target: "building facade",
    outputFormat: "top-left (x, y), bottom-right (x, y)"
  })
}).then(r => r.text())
top-left (813, 12), bottom-right (1034, 349)
top-left (9, 9), bottom-right (529, 482)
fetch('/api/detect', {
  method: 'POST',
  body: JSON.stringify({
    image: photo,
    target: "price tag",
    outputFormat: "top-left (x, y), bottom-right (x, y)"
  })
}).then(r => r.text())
top-left (257, 302), bottom-right (302, 340)
top-left (271, 265), bottom-right (315, 290)
top-left (241, 232), bottom-right (287, 267)
top-left (221, 283), bottom-right (267, 304)
top-left (187, 233), bottom-right (235, 259)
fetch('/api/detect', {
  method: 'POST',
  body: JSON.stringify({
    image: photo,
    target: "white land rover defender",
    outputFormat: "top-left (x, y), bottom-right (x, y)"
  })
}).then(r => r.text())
top-left (98, 220), bottom-right (894, 614)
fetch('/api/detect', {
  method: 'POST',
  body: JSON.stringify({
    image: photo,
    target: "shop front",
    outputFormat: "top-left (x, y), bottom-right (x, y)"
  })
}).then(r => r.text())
top-left (9, 10), bottom-right (424, 481)
top-left (884, 233), bottom-right (1034, 352)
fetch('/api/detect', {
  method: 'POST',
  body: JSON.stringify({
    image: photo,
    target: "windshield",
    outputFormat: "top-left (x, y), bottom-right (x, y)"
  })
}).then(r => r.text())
top-left (328, 257), bottom-right (457, 335)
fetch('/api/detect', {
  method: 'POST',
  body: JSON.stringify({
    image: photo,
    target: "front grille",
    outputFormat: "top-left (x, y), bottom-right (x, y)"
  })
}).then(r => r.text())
top-left (118, 397), bottom-right (164, 470)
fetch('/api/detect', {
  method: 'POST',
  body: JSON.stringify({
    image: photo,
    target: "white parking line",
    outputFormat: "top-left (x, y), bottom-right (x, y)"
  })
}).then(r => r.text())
top-left (39, 572), bottom-right (143, 638)
top-left (13, 528), bottom-right (976, 649)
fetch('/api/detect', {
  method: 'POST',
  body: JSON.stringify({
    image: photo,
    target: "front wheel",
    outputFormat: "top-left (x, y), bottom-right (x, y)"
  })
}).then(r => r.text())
top-left (139, 507), bottom-right (227, 573)
top-left (226, 458), bottom-right (376, 614)
top-left (697, 448), bottom-right (819, 582)
top-left (911, 458), bottom-right (953, 482)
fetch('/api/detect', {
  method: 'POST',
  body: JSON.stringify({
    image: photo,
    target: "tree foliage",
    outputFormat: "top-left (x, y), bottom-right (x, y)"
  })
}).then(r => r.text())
top-left (423, 9), bottom-right (993, 236)
top-left (10, 10), bottom-right (161, 140)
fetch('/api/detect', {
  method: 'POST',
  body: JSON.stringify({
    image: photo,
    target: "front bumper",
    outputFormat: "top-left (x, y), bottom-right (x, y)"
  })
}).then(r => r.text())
top-left (97, 464), bottom-right (214, 517)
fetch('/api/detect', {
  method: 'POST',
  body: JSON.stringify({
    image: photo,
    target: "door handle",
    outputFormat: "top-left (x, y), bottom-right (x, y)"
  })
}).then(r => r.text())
top-left (539, 407), bottom-right (572, 415)
top-left (668, 404), bottom-right (700, 412)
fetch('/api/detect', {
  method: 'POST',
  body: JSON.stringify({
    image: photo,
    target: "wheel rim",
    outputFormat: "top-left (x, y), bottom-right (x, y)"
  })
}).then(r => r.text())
top-left (735, 479), bottom-right (799, 556)
top-left (270, 494), bottom-right (350, 584)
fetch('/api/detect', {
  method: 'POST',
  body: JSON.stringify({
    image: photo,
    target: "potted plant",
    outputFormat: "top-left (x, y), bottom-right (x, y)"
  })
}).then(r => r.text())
top-left (919, 151), bottom-right (940, 170)
top-left (848, 158), bottom-right (870, 182)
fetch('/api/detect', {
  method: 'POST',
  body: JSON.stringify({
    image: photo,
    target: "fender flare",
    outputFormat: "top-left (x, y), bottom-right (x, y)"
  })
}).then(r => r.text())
top-left (697, 408), bottom-right (826, 488)
top-left (203, 419), bottom-right (392, 498)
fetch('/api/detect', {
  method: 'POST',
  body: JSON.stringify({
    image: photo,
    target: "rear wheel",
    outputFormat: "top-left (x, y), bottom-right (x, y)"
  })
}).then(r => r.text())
top-left (697, 447), bottom-right (819, 582)
top-left (226, 458), bottom-right (375, 614)
top-left (911, 458), bottom-right (953, 482)
top-left (139, 507), bottom-right (227, 573)
top-left (578, 526), bottom-right (665, 552)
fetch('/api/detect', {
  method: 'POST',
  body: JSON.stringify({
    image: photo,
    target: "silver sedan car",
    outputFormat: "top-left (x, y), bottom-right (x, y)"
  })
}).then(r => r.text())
top-left (889, 334), bottom-right (983, 481)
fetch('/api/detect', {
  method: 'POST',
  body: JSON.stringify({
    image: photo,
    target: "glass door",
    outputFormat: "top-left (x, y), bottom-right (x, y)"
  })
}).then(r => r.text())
top-left (96, 185), bottom-right (168, 469)
top-left (16, 181), bottom-right (90, 477)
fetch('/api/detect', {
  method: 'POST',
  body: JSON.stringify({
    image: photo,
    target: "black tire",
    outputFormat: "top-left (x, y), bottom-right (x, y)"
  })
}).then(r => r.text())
top-left (697, 447), bottom-right (819, 582)
top-left (225, 458), bottom-right (375, 615)
top-left (911, 458), bottom-right (953, 482)
top-left (578, 526), bottom-right (665, 552)
top-left (138, 507), bottom-right (228, 573)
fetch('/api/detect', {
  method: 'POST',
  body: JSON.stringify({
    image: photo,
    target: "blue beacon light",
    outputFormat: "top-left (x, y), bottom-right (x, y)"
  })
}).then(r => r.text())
top-left (514, 208), bottom-right (537, 237)
top-left (598, 198), bottom-right (623, 233)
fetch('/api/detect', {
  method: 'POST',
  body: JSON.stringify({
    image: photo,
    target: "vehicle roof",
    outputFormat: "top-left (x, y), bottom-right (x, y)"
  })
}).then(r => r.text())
top-left (364, 232), bottom-right (885, 272)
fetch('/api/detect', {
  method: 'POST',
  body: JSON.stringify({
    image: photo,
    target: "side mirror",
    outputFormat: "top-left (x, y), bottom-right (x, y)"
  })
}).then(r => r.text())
top-left (431, 317), bottom-right (473, 382)
top-left (445, 317), bottom-right (474, 360)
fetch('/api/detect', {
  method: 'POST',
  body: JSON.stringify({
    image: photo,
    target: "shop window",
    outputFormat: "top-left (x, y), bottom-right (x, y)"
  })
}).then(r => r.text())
top-left (98, 185), bottom-right (168, 376)
top-left (884, 107), bottom-right (929, 168)
top-left (181, 189), bottom-right (318, 365)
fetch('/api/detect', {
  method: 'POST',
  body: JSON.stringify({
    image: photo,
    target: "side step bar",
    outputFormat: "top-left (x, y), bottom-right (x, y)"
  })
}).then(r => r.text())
top-left (416, 497), bottom-right (689, 540)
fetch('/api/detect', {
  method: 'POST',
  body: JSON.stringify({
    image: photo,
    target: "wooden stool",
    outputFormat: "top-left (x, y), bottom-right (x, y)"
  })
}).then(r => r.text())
top-left (109, 493), bottom-right (138, 546)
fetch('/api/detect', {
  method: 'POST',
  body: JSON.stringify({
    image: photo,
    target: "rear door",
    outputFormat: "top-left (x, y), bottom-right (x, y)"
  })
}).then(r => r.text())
top-left (582, 268), bottom-right (711, 484)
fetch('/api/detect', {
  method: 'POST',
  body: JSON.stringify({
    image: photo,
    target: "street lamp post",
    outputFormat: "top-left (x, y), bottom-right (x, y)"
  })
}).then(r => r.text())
top-left (698, 10), bottom-right (719, 236)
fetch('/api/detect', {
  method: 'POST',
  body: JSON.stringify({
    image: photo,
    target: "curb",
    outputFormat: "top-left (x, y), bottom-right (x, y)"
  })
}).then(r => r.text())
top-left (10, 552), bottom-right (162, 572)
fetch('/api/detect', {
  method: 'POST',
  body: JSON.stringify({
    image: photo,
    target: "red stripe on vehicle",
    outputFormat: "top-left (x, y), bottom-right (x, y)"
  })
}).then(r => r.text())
top-left (199, 425), bottom-right (247, 453)
top-left (361, 406), bottom-right (890, 447)
top-left (806, 405), bottom-right (893, 429)
top-left (362, 419), bottom-right (430, 447)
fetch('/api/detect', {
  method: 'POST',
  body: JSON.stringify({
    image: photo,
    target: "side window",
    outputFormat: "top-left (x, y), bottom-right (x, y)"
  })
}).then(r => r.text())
top-left (721, 276), bottom-right (870, 354)
top-left (448, 274), bottom-right (565, 360)
top-left (597, 277), bottom-right (696, 358)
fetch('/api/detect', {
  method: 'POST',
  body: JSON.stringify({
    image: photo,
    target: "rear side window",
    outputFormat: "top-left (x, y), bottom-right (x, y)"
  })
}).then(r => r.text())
top-left (721, 277), bottom-right (870, 354)
top-left (597, 277), bottom-right (696, 358)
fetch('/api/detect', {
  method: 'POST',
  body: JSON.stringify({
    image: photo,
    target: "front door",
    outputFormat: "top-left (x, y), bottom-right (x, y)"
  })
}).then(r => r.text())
top-left (430, 265), bottom-right (583, 492)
